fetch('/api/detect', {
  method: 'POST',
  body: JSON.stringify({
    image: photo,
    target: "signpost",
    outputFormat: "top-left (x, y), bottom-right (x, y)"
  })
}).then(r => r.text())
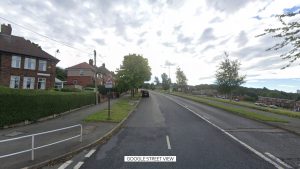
top-left (105, 75), bottom-right (113, 120)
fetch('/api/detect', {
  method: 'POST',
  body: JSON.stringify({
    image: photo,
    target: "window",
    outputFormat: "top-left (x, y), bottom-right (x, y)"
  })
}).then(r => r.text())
top-left (79, 69), bottom-right (84, 75)
top-left (24, 58), bottom-right (36, 70)
top-left (11, 55), bottom-right (21, 68)
top-left (37, 78), bottom-right (46, 89)
top-left (23, 77), bottom-right (35, 89)
top-left (38, 60), bottom-right (47, 71)
top-left (9, 76), bottom-right (20, 88)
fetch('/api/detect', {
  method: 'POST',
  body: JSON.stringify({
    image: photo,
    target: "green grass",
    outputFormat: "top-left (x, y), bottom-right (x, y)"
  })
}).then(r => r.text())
top-left (85, 96), bottom-right (139, 123)
top-left (168, 92), bottom-right (288, 123)
top-left (176, 92), bottom-right (300, 119)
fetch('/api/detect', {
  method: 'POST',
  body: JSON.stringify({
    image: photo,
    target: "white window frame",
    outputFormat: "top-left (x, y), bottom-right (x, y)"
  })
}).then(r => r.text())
top-left (11, 55), bottom-right (21, 68)
top-left (38, 60), bottom-right (47, 71)
top-left (23, 77), bottom-right (35, 89)
top-left (79, 69), bottom-right (84, 76)
top-left (24, 58), bottom-right (36, 70)
top-left (37, 78), bottom-right (46, 90)
top-left (9, 76), bottom-right (20, 89)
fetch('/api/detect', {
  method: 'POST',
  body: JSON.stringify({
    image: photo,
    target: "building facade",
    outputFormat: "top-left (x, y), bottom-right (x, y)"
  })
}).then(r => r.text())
top-left (0, 24), bottom-right (59, 89)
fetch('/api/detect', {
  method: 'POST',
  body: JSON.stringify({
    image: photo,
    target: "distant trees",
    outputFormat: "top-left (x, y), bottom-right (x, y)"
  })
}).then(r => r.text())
top-left (154, 76), bottom-right (160, 85)
top-left (161, 73), bottom-right (171, 90)
top-left (215, 52), bottom-right (246, 100)
top-left (257, 12), bottom-right (300, 68)
top-left (116, 54), bottom-right (152, 97)
top-left (56, 67), bottom-right (67, 81)
top-left (175, 67), bottom-right (187, 92)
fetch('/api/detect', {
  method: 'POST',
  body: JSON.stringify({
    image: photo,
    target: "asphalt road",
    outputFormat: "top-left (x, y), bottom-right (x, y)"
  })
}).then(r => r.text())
top-left (74, 92), bottom-right (276, 169)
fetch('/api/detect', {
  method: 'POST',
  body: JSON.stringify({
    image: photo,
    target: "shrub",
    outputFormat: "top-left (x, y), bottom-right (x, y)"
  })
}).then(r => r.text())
top-left (0, 87), bottom-right (95, 127)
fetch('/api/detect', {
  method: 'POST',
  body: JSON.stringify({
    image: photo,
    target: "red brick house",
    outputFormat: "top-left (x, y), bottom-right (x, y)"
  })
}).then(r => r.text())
top-left (0, 24), bottom-right (59, 89)
top-left (66, 60), bottom-right (114, 87)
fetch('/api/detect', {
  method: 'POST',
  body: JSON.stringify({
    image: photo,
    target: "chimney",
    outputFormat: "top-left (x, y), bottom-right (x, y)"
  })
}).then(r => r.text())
top-left (0, 24), bottom-right (12, 35)
top-left (102, 63), bottom-right (105, 67)
top-left (89, 59), bottom-right (93, 66)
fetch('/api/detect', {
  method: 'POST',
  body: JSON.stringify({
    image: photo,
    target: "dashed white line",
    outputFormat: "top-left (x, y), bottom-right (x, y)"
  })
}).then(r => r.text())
top-left (166, 135), bottom-right (171, 150)
top-left (265, 152), bottom-right (293, 168)
top-left (73, 161), bottom-right (84, 169)
top-left (57, 160), bottom-right (73, 169)
top-left (85, 149), bottom-right (96, 158)
top-left (164, 95), bottom-right (285, 169)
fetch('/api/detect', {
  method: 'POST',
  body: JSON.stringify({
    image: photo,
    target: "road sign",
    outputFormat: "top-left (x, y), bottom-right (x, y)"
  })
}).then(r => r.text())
top-left (105, 75), bottom-right (113, 88)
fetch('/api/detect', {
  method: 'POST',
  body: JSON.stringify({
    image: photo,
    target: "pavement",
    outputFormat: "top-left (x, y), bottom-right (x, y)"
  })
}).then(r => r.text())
top-left (0, 97), bottom-right (121, 169)
top-left (49, 91), bottom-right (300, 169)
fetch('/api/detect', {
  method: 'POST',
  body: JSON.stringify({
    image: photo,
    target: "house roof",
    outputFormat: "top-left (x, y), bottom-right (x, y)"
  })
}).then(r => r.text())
top-left (66, 62), bottom-right (96, 71)
top-left (97, 63), bottom-right (111, 75)
top-left (0, 34), bottom-right (59, 62)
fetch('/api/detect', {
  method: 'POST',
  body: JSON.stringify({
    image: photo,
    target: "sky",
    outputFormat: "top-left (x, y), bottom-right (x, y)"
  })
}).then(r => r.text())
top-left (0, 0), bottom-right (300, 93)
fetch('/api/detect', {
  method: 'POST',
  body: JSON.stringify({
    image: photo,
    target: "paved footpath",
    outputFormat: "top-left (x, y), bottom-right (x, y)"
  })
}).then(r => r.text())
top-left (0, 97), bottom-right (120, 169)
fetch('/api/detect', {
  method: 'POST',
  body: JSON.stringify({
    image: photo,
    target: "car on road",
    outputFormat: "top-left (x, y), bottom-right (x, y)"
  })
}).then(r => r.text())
top-left (141, 90), bottom-right (149, 97)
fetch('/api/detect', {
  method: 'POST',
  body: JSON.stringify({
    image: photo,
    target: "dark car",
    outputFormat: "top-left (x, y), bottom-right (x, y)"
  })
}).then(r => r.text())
top-left (141, 90), bottom-right (149, 97)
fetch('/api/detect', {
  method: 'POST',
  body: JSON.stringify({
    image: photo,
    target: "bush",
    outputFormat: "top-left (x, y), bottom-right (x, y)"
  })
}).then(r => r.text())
top-left (0, 87), bottom-right (95, 127)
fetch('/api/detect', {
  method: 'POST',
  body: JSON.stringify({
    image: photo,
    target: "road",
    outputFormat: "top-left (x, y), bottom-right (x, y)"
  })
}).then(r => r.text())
top-left (59, 91), bottom-right (290, 169)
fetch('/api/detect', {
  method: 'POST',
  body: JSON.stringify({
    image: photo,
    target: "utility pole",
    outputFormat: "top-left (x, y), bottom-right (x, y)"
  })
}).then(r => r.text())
top-left (94, 50), bottom-right (98, 104)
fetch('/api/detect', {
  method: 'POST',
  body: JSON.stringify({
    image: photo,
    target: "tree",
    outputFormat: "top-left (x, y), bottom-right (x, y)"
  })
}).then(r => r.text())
top-left (56, 67), bottom-right (67, 81)
top-left (176, 67), bottom-right (187, 92)
top-left (116, 54), bottom-right (152, 97)
top-left (154, 76), bottom-right (160, 85)
top-left (161, 73), bottom-right (170, 90)
top-left (257, 12), bottom-right (300, 68)
top-left (215, 52), bottom-right (246, 100)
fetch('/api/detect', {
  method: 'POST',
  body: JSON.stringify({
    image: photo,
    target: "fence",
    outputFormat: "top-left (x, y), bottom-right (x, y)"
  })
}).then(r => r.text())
top-left (0, 124), bottom-right (82, 160)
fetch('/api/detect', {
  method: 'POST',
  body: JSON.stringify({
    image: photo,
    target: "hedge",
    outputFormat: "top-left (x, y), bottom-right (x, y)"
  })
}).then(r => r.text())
top-left (0, 87), bottom-right (95, 127)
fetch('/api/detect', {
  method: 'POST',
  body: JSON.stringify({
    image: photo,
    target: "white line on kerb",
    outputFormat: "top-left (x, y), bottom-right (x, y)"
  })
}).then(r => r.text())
top-left (265, 152), bottom-right (293, 168)
top-left (166, 135), bottom-right (171, 150)
top-left (73, 161), bottom-right (84, 169)
top-left (163, 95), bottom-right (286, 169)
top-left (85, 149), bottom-right (96, 158)
top-left (57, 160), bottom-right (73, 169)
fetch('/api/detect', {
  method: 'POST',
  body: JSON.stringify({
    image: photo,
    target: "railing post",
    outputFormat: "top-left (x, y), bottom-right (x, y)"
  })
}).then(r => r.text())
top-left (80, 125), bottom-right (82, 142)
top-left (31, 135), bottom-right (35, 161)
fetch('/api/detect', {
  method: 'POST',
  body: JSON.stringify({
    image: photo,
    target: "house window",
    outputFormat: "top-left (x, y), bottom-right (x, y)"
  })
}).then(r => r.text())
top-left (37, 78), bottom-right (46, 89)
top-left (24, 58), bottom-right (36, 70)
top-left (73, 80), bottom-right (77, 85)
top-left (38, 60), bottom-right (47, 71)
top-left (79, 69), bottom-right (84, 75)
top-left (11, 55), bottom-right (21, 68)
top-left (23, 77), bottom-right (35, 89)
top-left (9, 76), bottom-right (20, 88)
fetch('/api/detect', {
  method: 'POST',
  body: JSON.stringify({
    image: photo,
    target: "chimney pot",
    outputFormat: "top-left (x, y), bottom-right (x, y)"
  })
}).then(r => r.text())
top-left (89, 59), bottom-right (93, 66)
top-left (0, 24), bottom-right (12, 35)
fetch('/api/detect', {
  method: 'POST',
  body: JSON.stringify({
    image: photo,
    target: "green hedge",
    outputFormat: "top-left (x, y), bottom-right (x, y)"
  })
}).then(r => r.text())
top-left (0, 87), bottom-right (95, 127)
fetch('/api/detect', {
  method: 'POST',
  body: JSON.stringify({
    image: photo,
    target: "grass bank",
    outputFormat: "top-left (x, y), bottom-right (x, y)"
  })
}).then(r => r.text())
top-left (85, 94), bottom-right (140, 123)
top-left (161, 91), bottom-right (288, 123)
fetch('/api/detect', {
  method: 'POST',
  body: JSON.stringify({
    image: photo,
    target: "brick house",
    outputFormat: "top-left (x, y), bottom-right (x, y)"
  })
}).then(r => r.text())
top-left (258, 96), bottom-right (300, 111)
top-left (66, 60), bottom-right (114, 87)
top-left (0, 24), bottom-right (59, 89)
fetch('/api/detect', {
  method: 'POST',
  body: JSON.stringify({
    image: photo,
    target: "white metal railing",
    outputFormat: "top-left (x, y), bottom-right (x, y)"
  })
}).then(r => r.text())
top-left (0, 124), bottom-right (82, 160)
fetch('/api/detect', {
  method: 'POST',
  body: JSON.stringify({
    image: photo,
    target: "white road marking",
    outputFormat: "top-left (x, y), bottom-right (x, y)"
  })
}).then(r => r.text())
top-left (57, 160), bottom-right (73, 169)
top-left (265, 152), bottom-right (293, 168)
top-left (163, 95), bottom-right (285, 169)
top-left (166, 135), bottom-right (171, 150)
top-left (73, 161), bottom-right (84, 169)
top-left (85, 149), bottom-right (96, 158)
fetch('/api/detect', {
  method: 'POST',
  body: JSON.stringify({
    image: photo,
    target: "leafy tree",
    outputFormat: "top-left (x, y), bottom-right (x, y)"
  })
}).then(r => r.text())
top-left (215, 52), bottom-right (246, 100)
top-left (116, 54), bottom-right (152, 97)
top-left (154, 76), bottom-right (160, 85)
top-left (56, 67), bottom-right (67, 81)
top-left (176, 67), bottom-right (188, 92)
top-left (161, 73), bottom-right (170, 90)
top-left (257, 12), bottom-right (300, 68)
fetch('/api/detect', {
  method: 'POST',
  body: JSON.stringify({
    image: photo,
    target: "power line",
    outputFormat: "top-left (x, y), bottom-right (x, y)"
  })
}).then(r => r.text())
top-left (0, 16), bottom-right (94, 55)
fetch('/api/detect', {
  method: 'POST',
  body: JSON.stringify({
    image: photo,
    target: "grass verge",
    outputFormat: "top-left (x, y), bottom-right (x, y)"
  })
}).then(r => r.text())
top-left (165, 91), bottom-right (288, 123)
top-left (85, 95), bottom-right (140, 123)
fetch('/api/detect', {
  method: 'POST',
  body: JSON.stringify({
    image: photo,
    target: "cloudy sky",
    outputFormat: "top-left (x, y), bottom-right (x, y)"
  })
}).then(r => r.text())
top-left (1, 0), bottom-right (300, 92)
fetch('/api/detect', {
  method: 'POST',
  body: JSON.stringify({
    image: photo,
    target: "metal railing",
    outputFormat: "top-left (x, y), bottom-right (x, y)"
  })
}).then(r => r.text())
top-left (0, 124), bottom-right (82, 160)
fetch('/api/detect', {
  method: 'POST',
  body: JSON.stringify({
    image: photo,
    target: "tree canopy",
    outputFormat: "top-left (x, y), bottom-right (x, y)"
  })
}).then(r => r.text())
top-left (161, 73), bottom-right (170, 90)
top-left (176, 67), bottom-right (187, 91)
top-left (56, 67), bottom-right (67, 81)
top-left (215, 52), bottom-right (246, 99)
top-left (116, 54), bottom-right (151, 96)
top-left (257, 12), bottom-right (300, 68)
